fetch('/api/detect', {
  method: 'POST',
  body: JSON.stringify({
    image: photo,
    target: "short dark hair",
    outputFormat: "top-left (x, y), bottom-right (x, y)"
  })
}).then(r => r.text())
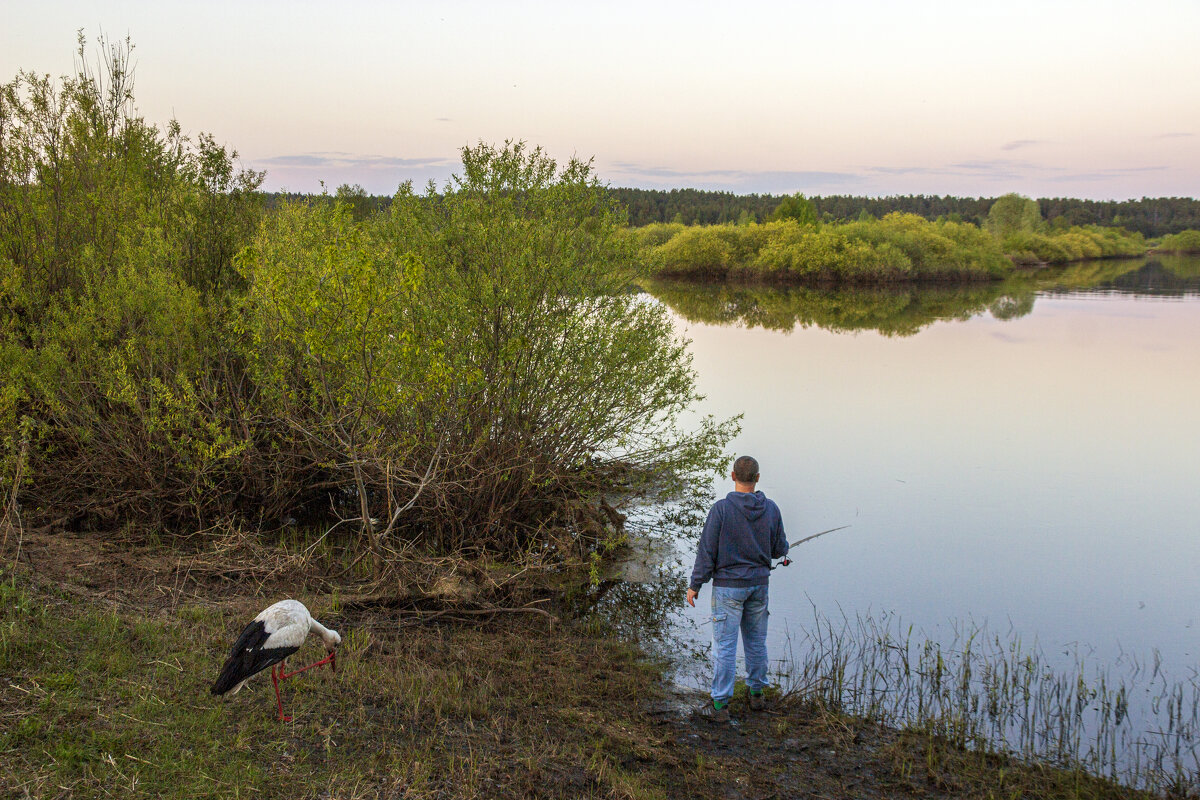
top-left (733, 455), bottom-right (759, 484)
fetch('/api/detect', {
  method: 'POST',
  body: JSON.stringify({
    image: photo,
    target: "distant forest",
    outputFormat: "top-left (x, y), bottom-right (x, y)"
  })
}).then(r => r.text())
top-left (609, 189), bottom-right (1200, 237)
top-left (260, 188), bottom-right (1200, 238)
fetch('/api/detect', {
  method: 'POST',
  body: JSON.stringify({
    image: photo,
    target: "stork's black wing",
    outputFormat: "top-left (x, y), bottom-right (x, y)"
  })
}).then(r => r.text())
top-left (210, 620), bottom-right (299, 695)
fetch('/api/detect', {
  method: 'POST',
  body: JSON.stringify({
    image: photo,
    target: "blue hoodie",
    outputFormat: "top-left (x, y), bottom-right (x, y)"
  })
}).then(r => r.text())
top-left (689, 490), bottom-right (789, 592)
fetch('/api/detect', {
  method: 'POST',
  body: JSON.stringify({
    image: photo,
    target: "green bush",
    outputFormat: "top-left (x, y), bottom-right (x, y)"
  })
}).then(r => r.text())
top-left (642, 215), bottom-right (1006, 283)
top-left (985, 193), bottom-right (1043, 237)
top-left (3, 38), bottom-right (735, 553)
top-left (0, 36), bottom-right (262, 527)
top-left (238, 199), bottom-right (446, 548)
top-left (1002, 226), bottom-right (1144, 263)
top-left (7, 255), bottom-right (245, 526)
top-left (626, 221), bottom-right (685, 249)
top-left (1158, 229), bottom-right (1200, 254)
top-left (369, 143), bottom-right (734, 550)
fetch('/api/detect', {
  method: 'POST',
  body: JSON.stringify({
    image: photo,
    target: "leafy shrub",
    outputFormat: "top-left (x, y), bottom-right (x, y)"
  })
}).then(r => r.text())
top-left (238, 200), bottom-right (445, 547)
top-left (1158, 230), bottom-right (1200, 253)
top-left (986, 193), bottom-right (1043, 237)
top-left (642, 215), bottom-right (1005, 283)
top-left (8, 254), bottom-right (245, 526)
top-left (370, 143), bottom-right (735, 551)
top-left (0, 37), bottom-right (262, 527)
top-left (1002, 226), bottom-right (1144, 263)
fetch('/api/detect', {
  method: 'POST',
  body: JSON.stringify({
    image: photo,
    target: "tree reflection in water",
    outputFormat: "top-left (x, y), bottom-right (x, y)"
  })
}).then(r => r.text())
top-left (641, 256), bottom-right (1200, 336)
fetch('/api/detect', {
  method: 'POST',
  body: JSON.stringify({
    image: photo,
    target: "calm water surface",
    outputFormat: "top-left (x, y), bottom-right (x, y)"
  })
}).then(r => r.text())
top-left (656, 257), bottom-right (1200, 683)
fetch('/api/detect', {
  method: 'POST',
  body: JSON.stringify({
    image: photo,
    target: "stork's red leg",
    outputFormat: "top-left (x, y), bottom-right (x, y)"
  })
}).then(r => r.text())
top-left (271, 663), bottom-right (291, 722)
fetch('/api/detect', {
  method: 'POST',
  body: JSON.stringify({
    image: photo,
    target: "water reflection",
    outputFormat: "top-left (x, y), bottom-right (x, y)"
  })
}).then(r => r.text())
top-left (644, 256), bottom-right (1200, 337)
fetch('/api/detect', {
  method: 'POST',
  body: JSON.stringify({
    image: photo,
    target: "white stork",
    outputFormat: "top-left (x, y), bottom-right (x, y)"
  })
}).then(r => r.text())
top-left (211, 599), bottom-right (341, 720)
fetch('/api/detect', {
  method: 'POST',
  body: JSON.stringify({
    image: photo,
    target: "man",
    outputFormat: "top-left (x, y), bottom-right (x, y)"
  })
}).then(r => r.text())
top-left (687, 455), bottom-right (788, 722)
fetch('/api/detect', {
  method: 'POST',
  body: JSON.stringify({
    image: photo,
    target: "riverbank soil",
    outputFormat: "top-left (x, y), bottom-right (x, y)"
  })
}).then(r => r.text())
top-left (1, 531), bottom-right (1156, 799)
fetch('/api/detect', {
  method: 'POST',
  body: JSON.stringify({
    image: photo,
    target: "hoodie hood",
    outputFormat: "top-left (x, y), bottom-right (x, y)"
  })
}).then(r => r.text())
top-left (726, 490), bottom-right (767, 522)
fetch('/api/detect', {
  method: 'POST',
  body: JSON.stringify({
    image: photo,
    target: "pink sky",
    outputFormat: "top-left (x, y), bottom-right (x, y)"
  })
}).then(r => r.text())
top-left (5, 0), bottom-right (1198, 198)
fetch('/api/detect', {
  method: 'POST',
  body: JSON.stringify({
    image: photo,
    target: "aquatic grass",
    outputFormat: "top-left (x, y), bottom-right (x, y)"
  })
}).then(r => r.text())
top-left (771, 606), bottom-right (1200, 793)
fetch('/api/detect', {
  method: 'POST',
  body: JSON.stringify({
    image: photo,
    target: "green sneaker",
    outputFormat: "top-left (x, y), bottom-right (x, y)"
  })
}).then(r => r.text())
top-left (696, 700), bottom-right (730, 723)
top-left (749, 690), bottom-right (766, 711)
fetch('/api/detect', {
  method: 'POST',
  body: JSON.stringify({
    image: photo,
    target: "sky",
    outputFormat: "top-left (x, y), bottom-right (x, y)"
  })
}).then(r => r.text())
top-left (4, 0), bottom-right (1199, 199)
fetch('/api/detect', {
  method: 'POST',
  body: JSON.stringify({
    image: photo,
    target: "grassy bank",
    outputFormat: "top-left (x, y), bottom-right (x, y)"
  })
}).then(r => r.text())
top-left (0, 534), bottom-right (1165, 800)
top-left (628, 216), bottom-right (1148, 285)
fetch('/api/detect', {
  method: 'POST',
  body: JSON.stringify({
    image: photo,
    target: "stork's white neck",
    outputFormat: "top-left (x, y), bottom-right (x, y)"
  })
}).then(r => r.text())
top-left (309, 618), bottom-right (339, 648)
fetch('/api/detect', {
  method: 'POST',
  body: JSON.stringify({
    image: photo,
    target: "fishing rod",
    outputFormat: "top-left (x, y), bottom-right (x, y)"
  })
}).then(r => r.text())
top-left (772, 525), bottom-right (851, 569)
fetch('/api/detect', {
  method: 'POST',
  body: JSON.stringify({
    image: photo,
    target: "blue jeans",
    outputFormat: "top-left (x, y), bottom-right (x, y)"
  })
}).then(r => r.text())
top-left (710, 584), bottom-right (769, 703)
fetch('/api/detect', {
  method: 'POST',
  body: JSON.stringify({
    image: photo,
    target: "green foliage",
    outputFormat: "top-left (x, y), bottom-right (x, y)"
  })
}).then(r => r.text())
top-left (0, 34), bottom-right (262, 305)
top-left (641, 215), bottom-right (1009, 283)
top-left (770, 193), bottom-right (819, 227)
top-left (0, 37), bottom-right (733, 553)
top-left (985, 193), bottom-right (1043, 238)
top-left (0, 35), bottom-right (262, 527)
top-left (633, 209), bottom-right (1147, 283)
top-left (13, 254), bottom-right (246, 525)
top-left (613, 188), bottom-right (1200, 237)
top-left (372, 142), bottom-right (735, 550)
top-left (1158, 229), bottom-right (1200, 254)
top-left (334, 182), bottom-right (383, 222)
top-left (1003, 225), bottom-right (1145, 264)
top-left (239, 198), bottom-right (446, 546)
top-left (1, 38), bottom-right (733, 559)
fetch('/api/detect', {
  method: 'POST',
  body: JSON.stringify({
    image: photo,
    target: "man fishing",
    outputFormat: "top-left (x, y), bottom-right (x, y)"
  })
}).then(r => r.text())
top-left (687, 455), bottom-right (789, 721)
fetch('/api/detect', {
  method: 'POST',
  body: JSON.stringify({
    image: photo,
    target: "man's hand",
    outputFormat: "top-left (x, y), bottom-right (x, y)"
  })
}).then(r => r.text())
top-left (686, 588), bottom-right (698, 607)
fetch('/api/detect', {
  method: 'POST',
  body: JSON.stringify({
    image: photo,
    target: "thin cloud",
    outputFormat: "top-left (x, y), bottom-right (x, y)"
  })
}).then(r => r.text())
top-left (256, 152), bottom-right (456, 169)
top-left (1001, 139), bottom-right (1044, 151)
top-left (1156, 132), bottom-right (1193, 139)
top-left (948, 159), bottom-right (1040, 174)
top-left (1048, 166), bottom-right (1167, 182)
top-left (866, 159), bottom-right (1041, 179)
top-left (864, 165), bottom-right (939, 176)
top-left (604, 162), bottom-right (864, 192)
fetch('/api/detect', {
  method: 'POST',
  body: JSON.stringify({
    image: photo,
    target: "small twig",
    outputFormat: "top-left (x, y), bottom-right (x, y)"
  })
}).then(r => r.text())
top-left (378, 438), bottom-right (444, 543)
top-left (119, 713), bottom-right (166, 728)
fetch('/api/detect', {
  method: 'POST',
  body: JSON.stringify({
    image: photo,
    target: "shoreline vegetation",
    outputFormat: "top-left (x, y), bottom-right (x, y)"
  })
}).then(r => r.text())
top-left (1156, 229), bottom-right (1200, 254)
top-left (607, 188), bottom-right (1200, 236)
top-left (625, 193), bottom-right (1161, 286)
top-left (1, 36), bottom-right (732, 551)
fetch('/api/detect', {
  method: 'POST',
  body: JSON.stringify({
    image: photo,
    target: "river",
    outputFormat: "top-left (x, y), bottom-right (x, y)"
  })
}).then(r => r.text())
top-left (641, 255), bottom-right (1200, 783)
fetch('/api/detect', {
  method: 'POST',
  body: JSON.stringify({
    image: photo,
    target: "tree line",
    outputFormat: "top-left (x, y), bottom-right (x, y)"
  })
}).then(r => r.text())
top-left (276, 187), bottom-right (1200, 238)
top-left (608, 188), bottom-right (1200, 236)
